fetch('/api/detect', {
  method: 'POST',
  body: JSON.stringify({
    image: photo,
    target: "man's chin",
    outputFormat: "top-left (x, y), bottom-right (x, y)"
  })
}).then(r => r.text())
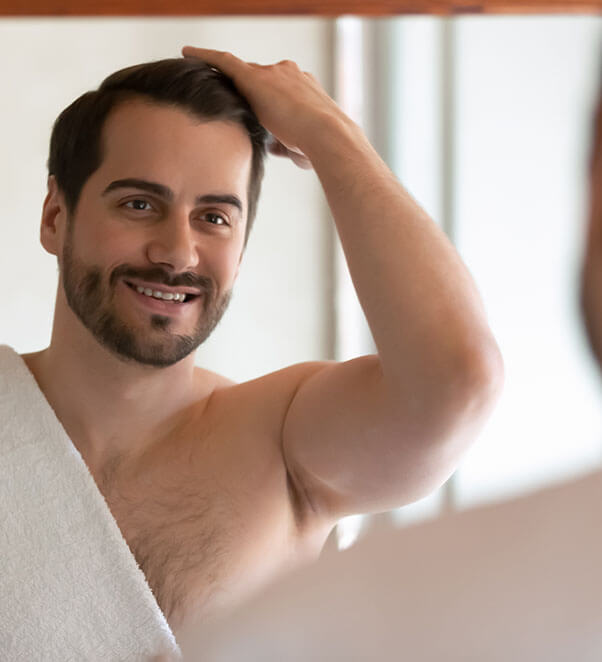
top-left (88, 313), bottom-right (206, 368)
top-left (104, 335), bottom-right (202, 368)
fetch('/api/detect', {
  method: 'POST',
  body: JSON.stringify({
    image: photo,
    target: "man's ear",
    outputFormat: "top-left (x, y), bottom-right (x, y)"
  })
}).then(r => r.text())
top-left (40, 175), bottom-right (68, 256)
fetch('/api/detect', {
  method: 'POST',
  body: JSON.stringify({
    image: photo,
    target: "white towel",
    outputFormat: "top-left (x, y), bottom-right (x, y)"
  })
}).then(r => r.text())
top-left (0, 345), bottom-right (181, 661)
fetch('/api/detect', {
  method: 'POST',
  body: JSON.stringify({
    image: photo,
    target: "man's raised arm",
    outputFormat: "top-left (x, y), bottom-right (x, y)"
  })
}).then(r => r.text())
top-left (183, 47), bottom-right (504, 522)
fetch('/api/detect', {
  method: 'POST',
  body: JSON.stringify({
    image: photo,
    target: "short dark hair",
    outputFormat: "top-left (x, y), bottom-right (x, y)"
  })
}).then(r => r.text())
top-left (48, 58), bottom-right (268, 244)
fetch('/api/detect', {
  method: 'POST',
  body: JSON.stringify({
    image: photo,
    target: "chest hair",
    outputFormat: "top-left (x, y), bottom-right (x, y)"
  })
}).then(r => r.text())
top-left (99, 454), bottom-right (240, 625)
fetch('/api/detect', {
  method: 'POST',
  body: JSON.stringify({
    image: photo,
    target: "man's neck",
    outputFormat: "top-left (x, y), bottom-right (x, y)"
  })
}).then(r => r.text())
top-left (23, 328), bottom-right (201, 472)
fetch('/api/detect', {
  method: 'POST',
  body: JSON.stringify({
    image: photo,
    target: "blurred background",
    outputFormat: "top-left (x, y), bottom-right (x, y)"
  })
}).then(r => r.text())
top-left (1, 13), bottom-right (600, 547)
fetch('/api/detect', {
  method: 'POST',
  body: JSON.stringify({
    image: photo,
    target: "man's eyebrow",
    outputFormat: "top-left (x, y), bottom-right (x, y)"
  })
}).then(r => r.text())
top-left (101, 179), bottom-right (243, 214)
top-left (102, 178), bottom-right (174, 200)
top-left (196, 194), bottom-right (243, 214)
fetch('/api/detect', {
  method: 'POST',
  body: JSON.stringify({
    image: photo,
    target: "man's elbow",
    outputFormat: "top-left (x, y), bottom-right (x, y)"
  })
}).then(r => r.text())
top-left (410, 337), bottom-right (504, 453)
top-left (384, 333), bottom-right (505, 440)
top-left (432, 336), bottom-right (505, 457)
top-left (462, 336), bottom-right (505, 413)
top-left (397, 341), bottom-right (504, 504)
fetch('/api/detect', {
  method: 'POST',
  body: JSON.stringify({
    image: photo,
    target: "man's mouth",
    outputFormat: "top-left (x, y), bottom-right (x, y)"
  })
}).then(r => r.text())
top-left (123, 280), bottom-right (203, 305)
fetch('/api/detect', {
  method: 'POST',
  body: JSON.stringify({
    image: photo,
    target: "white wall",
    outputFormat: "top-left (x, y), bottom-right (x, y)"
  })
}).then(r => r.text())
top-left (452, 16), bottom-right (602, 505)
top-left (0, 17), bottom-right (334, 383)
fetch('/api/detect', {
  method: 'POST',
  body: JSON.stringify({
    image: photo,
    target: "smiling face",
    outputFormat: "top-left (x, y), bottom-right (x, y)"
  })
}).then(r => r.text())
top-left (44, 98), bottom-right (253, 367)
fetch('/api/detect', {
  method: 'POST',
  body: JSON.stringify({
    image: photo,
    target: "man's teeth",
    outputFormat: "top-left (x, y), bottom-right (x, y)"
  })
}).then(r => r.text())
top-left (135, 286), bottom-right (187, 302)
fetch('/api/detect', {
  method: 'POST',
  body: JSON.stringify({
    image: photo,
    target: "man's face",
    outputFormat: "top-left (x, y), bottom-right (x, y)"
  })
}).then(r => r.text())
top-left (57, 99), bottom-right (252, 367)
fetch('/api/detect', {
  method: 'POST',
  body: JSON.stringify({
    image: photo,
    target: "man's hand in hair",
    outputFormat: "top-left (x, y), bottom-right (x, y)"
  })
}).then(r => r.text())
top-left (181, 47), bottom-right (348, 170)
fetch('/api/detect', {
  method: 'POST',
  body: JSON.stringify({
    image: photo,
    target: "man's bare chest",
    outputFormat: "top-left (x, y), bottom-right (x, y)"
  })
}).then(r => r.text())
top-left (97, 429), bottom-right (306, 631)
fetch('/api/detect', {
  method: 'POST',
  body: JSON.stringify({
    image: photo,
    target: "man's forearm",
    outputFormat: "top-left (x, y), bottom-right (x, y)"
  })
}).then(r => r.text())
top-left (302, 114), bottom-right (502, 400)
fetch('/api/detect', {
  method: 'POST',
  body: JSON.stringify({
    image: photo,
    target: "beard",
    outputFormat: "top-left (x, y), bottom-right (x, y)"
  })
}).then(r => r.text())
top-left (61, 234), bottom-right (232, 368)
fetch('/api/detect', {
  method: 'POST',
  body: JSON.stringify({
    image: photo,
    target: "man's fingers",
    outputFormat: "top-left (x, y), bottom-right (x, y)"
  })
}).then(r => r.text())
top-left (268, 138), bottom-right (312, 170)
top-left (180, 47), bottom-right (328, 164)
top-left (181, 46), bottom-right (247, 78)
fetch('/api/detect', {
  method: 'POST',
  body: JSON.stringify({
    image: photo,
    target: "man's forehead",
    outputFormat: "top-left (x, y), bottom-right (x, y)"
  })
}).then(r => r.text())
top-left (101, 97), bottom-right (251, 153)
top-left (96, 98), bottom-right (253, 198)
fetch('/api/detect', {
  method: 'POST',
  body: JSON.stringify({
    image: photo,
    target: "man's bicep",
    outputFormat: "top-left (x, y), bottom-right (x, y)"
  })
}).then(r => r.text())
top-left (281, 354), bottom-right (455, 522)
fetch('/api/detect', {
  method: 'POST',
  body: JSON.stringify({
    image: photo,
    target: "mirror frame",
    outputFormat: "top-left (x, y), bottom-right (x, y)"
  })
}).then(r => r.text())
top-left (1, 0), bottom-right (600, 16)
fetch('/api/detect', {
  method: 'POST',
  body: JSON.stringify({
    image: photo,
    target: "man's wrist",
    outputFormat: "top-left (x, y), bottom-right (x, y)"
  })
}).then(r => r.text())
top-left (299, 111), bottom-right (372, 172)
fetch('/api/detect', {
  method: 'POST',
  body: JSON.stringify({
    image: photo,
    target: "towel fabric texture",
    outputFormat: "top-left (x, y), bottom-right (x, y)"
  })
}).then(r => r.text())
top-left (0, 345), bottom-right (181, 661)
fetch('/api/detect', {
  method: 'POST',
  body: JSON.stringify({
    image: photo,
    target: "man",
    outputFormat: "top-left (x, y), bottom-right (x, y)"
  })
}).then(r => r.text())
top-left (4, 48), bottom-right (502, 651)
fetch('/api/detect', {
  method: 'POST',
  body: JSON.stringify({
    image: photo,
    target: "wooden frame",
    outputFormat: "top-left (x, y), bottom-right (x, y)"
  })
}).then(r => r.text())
top-left (1, 0), bottom-right (600, 17)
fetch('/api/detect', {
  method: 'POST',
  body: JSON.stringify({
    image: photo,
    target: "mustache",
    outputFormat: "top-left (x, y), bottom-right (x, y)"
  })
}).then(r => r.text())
top-left (109, 264), bottom-right (214, 293)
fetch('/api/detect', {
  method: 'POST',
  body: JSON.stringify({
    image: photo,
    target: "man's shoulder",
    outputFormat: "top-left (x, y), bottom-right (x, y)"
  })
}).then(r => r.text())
top-left (203, 360), bottom-right (334, 401)
top-left (192, 365), bottom-right (237, 391)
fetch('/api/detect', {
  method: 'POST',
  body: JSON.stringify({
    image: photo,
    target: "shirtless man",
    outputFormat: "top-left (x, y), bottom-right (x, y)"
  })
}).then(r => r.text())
top-left (21, 48), bottom-right (503, 638)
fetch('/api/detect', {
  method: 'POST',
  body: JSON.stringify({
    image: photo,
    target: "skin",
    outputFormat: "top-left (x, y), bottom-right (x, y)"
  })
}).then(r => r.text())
top-left (23, 52), bottom-right (504, 635)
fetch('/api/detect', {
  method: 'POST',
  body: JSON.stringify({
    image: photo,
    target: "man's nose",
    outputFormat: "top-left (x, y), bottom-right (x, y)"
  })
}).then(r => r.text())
top-left (146, 212), bottom-right (200, 272)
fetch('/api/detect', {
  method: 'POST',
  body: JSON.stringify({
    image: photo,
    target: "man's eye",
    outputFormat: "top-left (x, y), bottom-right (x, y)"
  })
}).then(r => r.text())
top-left (205, 212), bottom-right (228, 226)
top-left (125, 199), bottom-right (152, 211)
